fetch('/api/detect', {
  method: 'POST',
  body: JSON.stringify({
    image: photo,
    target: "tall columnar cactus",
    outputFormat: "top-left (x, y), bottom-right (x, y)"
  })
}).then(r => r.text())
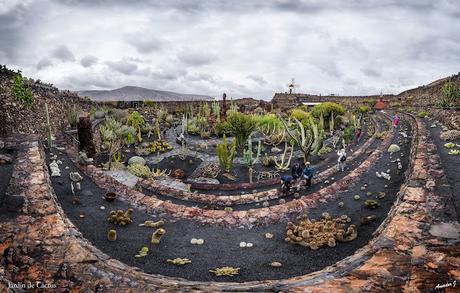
top-left (217, 134), bottom-right (237, 173)
top-left (280, 116), bottom-right (315, 163)
top-left (181, 114), bottom-right (188, 135)
top-left (261, 122), bottom-right (286, 146)
top-left (45, 103), bottom-right (52, 148)
top-left (243, 136), bottom-right (261, 183)
top-left (274, 142), bottom-right (294, 171)
top-left (329, 114), bottom-right (335, 131)
top-left (312, 120), bottom-right (325, 155)
top-left (212, 101), bottom-right (221, 122)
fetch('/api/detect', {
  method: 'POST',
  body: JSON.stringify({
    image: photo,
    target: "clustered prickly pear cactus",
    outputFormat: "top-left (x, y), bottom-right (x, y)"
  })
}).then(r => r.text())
top-left (285, 212), bottom-right (357, 250)
top-left (107, 209), bottom-right (133, 226)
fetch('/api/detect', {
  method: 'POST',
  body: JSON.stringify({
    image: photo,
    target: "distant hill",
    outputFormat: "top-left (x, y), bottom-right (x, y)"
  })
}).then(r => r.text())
top-left (78, 86), bottom-right (213, 102)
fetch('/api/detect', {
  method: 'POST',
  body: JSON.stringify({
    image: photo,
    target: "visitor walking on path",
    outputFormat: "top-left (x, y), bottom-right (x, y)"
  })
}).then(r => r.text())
top-left (393, 114), bottom-right (399, 128)
top-left (337, 148), bottom-right (347, 172)
top-left (303, 162), bottom-right (316, 188)
top-left (355, 128), bottom-right (362, 143)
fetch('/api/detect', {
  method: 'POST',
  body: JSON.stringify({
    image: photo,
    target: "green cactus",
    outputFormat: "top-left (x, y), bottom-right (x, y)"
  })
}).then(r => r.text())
top-left (280, 116), bottom-right (315, 163)
top-left (243, 136), bottom-right (261, 183)
top-left (217, 134), bottom-right (237, 172)
top-left (274, 142), bottom-right (294, 171)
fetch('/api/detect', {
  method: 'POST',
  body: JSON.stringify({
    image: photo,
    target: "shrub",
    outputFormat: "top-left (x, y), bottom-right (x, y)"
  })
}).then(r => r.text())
top-left (343, 126), bottom-right (355, 143)
top-left (110, 109), bottom-right (129, 122)
top-left (67, 109), bottom-right (78, 128)
top-left (128, 163), bottom-right (151, 178)
top-left (439, 79), bottom-right (460, 108)
top-left (311, 102), bottom-right (345, 119)
top-left (256, 113), bottom-right (282, 129)
top-left (317, 146), bottom-right (333, 156)
top-left (226, 111), bottom-right (256, 147)
top-left (359, 106), bottom-right (370, 114)
top-left (290, 109), bottom-right (310, 122)
top-left (12, 73), bottom-right (33, 106)
top-left (417, 110), bottom-right (428, 118)
top-left (215, 121), bottom-right (230, 136)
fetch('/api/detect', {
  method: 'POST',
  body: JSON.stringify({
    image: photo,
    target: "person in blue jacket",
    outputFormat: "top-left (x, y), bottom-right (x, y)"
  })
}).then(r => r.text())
top-left (280, 175), bottom-right (294, 193)
top-left (303, 161), bottom-right (316, 188)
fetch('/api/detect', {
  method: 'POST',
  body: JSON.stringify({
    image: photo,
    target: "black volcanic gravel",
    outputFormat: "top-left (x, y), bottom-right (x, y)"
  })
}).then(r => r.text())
top-left (47, 118), bottom-right (411, 282)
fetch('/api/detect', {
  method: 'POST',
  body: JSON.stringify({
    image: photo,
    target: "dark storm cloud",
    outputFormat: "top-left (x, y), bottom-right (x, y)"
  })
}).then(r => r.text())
top-left (0, 2), bottom-right (38, 62)
top-left (80, 56), bottom-right (98, 67)
top-left (106, 60), bottom-right (138, 75)
top-left (51, 45), bottom-right (76, 62)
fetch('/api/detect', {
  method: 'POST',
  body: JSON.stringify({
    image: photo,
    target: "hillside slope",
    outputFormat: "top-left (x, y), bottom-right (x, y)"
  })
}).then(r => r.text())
top-left (79, 86), bottom-right (213, 102)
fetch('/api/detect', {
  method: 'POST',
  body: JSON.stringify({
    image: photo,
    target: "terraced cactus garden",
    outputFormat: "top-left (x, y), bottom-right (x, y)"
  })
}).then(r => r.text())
top-left (1, 69), bottom-right (459, 291)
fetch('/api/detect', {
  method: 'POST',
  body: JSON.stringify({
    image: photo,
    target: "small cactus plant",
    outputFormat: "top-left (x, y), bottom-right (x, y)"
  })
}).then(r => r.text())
top-left (107, 229), bottom-right (117, 241)
top-left (151, 228), bottom-right (166, 244)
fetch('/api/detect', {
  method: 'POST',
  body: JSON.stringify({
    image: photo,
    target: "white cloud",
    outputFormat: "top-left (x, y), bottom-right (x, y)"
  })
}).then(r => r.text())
top-left (1, 0), bottom-right (459, 99)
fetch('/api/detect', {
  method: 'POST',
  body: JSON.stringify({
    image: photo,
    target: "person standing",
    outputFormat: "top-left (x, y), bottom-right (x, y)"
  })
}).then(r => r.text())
top-left (355, 127), bottom-right (362, 143)
top-left (393, 114), bottom-right (399, 128)
top-left (291, 163), bottom-right (303, 180)
top-left (303, 162), bottom-right (316, 188)
top-left (337, 148), bottom-right (347, 172)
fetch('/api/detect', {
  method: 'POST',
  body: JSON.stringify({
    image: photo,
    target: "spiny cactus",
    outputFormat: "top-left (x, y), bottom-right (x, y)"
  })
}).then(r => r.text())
top-left (285, 213), bottom-right (357, 250)
top-left (107, 229), bottom-right (117, 241)
top-left (274, 142), bottom-right (293, 171)
top-left (243, 136), bottom-right (261, 183)
top-left (107, 209), bottom-right (133, 226)
top-left (151, 228), bottom-right (166, 244)
top-left (280, 116), bottom-right (315, 162)
top-left (139, 220), bottom-right (164, 228)
top-left (209, 266), bottom-right (240, 277)
top-left (217, 134), bottom-right (237, 173)
top-left (261, 122), bottom-right (286, 146)
top-left (45, 103), bottom-right (52, 149)
top-left (167, 258), bottom-right (192, 265)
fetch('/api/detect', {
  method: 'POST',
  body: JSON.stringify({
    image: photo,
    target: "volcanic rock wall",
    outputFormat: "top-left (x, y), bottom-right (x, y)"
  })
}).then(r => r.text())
top-left (0, 65), bottom-right (93, 137)
top-left (272, 73), bottom-right (460, 110)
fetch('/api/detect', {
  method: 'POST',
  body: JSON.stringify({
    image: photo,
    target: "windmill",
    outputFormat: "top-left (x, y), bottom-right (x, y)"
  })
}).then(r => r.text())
top-left (287, 78), bottom-right (300, 94)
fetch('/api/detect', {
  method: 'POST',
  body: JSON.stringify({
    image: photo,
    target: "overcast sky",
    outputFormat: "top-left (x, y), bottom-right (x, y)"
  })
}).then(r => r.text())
top-left (1, 0), bottom-right (459, 99)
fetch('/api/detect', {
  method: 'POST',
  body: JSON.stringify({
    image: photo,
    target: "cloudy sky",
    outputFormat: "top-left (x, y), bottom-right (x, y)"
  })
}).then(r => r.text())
top-left (1, 0), bottom-right (459, 99)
